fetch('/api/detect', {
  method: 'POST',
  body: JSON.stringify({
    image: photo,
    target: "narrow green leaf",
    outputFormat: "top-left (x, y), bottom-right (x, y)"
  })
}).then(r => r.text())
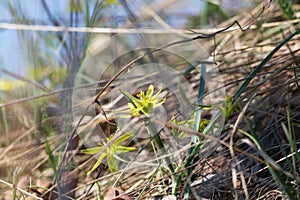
top-left (278, 0), bottom-right (296, 19)
top-left (87, 152), bottom-right (107, 175)
top-left (108, 154), bottom-right (118, 172)
top-left (116, 146), bottom-right (137, 153)
top-left (120, 89), bottom-right (139, 108)
top-left (115, 131), bottom-right (135, 145)
top-left (233, 29), bottom-right (300, 102)
top-left (146, 84), bottom-right (154, 97)
top-left (45, 140), bottom-right (58, 177)
top-left (82, 146), bottom-right (103, 154)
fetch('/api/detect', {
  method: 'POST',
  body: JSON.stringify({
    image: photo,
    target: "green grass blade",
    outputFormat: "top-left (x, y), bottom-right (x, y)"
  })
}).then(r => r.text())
top-left (278, 0), bottom-right (296, 19)
top-left (45, 140), bottom-right (62, 199)
top-left (233, 29), bottom-right (300, 102)
top-left (183, 64), bottom-right (206, 199)
top-left (267, 166), bottom-right (297, 199)
top-left (0, 107), bottom-right (10, 147)
top-left (194, 64), bottom-right (206, 132)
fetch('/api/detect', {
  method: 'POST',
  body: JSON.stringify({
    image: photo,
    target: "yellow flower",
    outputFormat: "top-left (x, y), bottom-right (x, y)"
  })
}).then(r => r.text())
top-left (82, 131), bottom-right (136, 174)
top-left (120, 85), bottom-right (166, 117)
top-left (0, 80), bottom-right (25, 91)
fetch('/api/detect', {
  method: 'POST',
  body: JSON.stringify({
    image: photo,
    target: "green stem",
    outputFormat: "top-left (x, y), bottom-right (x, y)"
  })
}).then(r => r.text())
top-left (146, 121), bottom-right (175, 173)
top-left (1, 107), bottom-right (10, 147)
top-left (145, 120), bottom-right (176, 191)
top-left (182, 64), bottom-right (206, 199)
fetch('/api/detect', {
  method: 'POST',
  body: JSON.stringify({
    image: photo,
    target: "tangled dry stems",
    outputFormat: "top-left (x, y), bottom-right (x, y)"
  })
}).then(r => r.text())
top-left (0, 2), bottom-right (299, 200)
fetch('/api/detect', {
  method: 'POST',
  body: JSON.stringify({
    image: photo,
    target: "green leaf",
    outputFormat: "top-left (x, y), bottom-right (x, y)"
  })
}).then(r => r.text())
top-left (233, 29), bottom-right (300, 101)
top-left (153, 98), bottom-right (166, 108)
top-left (199, 119), bottom-right (210, 132)
top-left (81, 146), bottom-right (103, 154)
top-left (45, 140), bottom-right (59, 181)
top-left (146, 84), bottom-right (154, 97)
top-left (83, 132), bottom-right (136, 174)
top-left (120, 90), bottom-right (139, 108)
top-left (69, 0), bottom-right (83, 12)
top-left (116, 146), bottom-right (137, 153)
top-left (87, 152), bottom-right (107, 175)
top-left (115, 131), bottom-right (135, 145)
top-left (105, 0), bottom-right (119, 7)
top-left (278, 0), bottom-right (296, 19)
top-left (107, 154), bottom-right (118, 172)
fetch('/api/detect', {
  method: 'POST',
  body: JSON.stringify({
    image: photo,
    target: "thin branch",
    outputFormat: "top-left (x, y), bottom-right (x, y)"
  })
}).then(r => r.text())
top-left (1, 19), bottom-right (299, 34)
top-left (0, 68), bottom-right (51, 92)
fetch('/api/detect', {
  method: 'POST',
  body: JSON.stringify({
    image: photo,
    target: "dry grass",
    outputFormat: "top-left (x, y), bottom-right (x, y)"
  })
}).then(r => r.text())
top-left (0, 1), bottom-right (300, 200)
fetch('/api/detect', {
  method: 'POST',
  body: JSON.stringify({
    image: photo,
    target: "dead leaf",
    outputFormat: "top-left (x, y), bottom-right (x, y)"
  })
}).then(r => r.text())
top-left (103, 187), bottom-right (132, 200)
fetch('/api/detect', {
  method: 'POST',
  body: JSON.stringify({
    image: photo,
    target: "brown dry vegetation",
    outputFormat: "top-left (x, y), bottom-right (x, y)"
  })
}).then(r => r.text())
top-left (0, 1), bottom-right (300, 200)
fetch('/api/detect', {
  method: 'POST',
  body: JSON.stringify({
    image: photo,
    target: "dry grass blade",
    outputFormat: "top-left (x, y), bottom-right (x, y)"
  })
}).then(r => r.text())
top-left (1, 0), bottom-right (300, 199)
top-left (0, 179), bottom-right (43, 200)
